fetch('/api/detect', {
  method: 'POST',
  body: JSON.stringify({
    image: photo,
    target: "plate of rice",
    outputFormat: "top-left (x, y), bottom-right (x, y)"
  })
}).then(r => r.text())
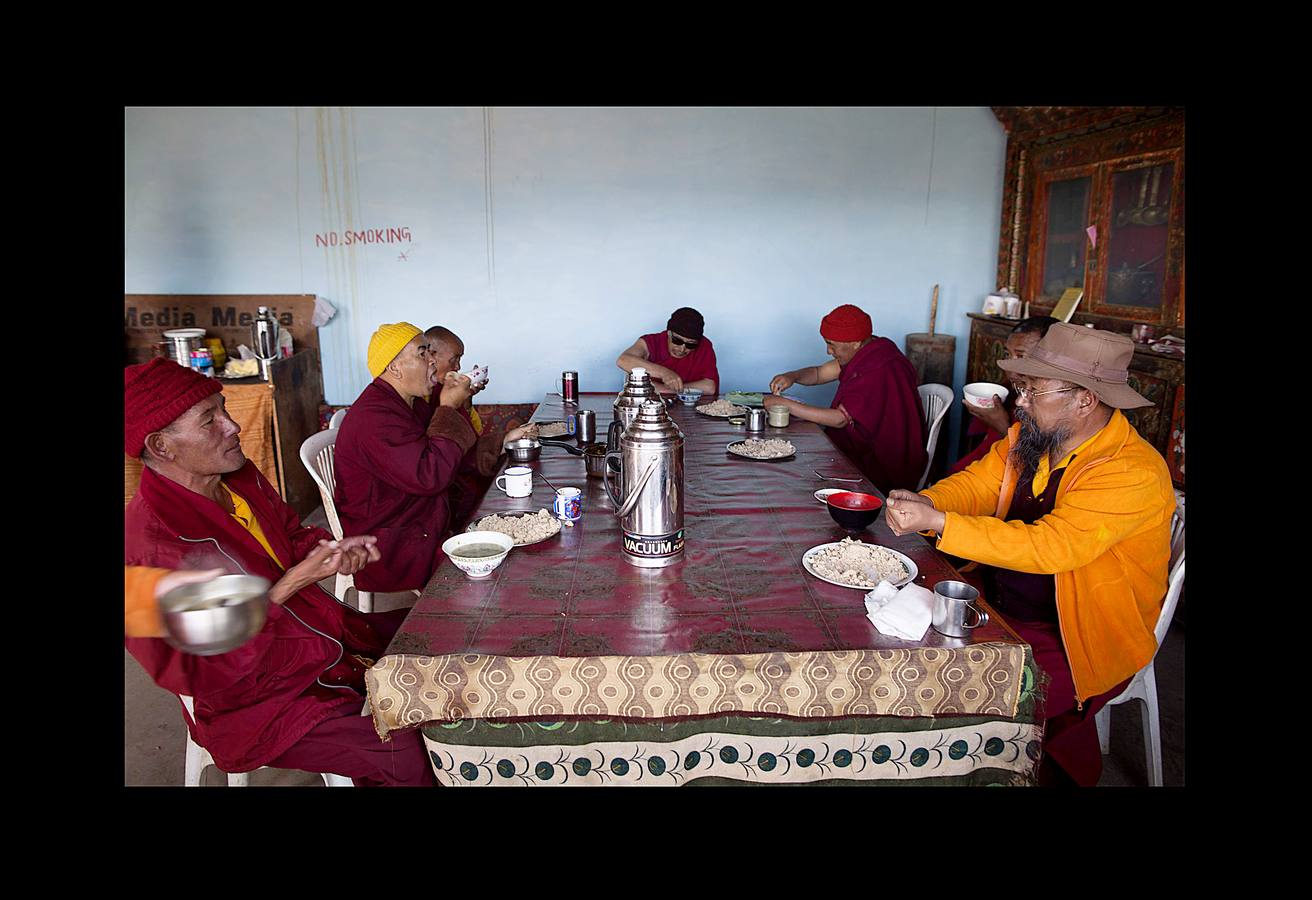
top-left (726, 438), bottom-right (796, 461)
top-left (467, 509), bottom-right (562, 546)
top-left (696, 399), bottom-right (749, 418)
top-left (801, 538), bottom-right (917, 589)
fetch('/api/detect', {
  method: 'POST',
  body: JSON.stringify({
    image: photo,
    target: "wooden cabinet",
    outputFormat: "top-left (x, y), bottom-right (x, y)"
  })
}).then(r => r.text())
top-left (993, 107), bottom-right (1185, 332)
top-left (964, 108), bottom-right (1186, 489)
top-left (964, 313), bottom-right (1184, 488)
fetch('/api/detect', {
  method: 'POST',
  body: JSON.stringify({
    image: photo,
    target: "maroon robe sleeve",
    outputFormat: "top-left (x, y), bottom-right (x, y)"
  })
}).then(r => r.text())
top-left (358, 405), bottom-right (473, 496)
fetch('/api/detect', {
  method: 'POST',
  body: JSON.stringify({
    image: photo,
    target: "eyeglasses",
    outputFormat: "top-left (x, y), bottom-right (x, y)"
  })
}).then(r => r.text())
top-left (669, 334), bottom-right (699, 349)
top-left (1015, 383), bottom-right (1080, 400)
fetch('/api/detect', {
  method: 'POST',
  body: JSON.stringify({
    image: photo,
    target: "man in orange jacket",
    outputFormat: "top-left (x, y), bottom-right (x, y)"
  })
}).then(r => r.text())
top-left (885, 323), bottom-right (1175, 786)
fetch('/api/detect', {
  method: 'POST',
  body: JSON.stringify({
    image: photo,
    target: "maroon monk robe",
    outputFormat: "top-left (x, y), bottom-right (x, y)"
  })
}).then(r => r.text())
top-left (641, 332), bottom-right (719, 388)
top-left (412, 395), bottom-right (521, 531)
top-left (124, 461), bottom-right (414, 775)
top-left (826, 337), bottom-right (927, 494)
top-left (333, 378), bottom-right (476, 592)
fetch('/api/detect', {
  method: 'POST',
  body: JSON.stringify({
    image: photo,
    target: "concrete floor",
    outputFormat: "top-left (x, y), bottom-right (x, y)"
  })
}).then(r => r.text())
top-left (124, 506), bottom-right (1185, 787)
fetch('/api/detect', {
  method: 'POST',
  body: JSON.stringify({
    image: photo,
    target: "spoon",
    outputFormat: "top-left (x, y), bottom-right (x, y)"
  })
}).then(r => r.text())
top-left (814, 469), bottom-right (862, 482)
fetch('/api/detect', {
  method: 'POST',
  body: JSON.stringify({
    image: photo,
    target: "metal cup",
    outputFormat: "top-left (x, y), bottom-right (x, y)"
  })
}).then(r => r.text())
top-left (931, 580), bottom-right (989, 638)
top-left (746, 407), bottom-right (767, 432)
top-left (576, 409), bottom-right (597, 445)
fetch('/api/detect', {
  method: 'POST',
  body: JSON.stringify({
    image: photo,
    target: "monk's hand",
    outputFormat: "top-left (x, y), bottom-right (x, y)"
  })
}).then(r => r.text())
top-left (965, 399), bottom-right (1010, 435)
top-left (769, 373), bottom-right (794, 395)
top-left (155, 568), bottom-right (226, 599)
top-left (762, 395), bottom-right (791, 410)
top-left (333, 535), bottom-right (380, 575)
top-left (885, 494), bottom-right (945, 536)
top-left (504, 423), bottom-right (536, 446)
top-left (656, 368), bottom-right (683, 393)
top-left (272, 541), bottom-right (347, 604)
top-left (439, 371), bottom-right (474, 409)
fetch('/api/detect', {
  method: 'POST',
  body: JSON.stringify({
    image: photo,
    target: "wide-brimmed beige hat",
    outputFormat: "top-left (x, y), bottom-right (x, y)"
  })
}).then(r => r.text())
top-left (998, 322), bottom-right (1152, 409)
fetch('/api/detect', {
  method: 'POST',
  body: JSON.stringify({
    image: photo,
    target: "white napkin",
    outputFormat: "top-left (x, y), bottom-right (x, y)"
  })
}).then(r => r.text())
top-left (312, 295), bottom-right (338, 328)
top-left (864, 580), bottom-right (935, 641)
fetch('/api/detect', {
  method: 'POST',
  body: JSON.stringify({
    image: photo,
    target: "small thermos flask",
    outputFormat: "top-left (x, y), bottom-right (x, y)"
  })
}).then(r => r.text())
top-left (562, 371), bottom-right (579, 404)
top-left (577, 409), bottom-right (597, 446)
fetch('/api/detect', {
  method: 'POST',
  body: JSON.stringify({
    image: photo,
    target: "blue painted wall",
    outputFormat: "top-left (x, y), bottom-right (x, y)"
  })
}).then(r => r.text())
top-left (125, 106), bottom-right (1007, 456)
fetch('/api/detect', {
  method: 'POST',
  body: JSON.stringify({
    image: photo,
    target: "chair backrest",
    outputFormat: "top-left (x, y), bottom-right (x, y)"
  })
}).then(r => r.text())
top-left (299, 430), bottom-right (345, 540)
top-left (329, 407), bottom-right (348, 430)
top-left (1151, 489), bottom-right (1186, 650)
top-left (915, 383), bottom-right (955, 490)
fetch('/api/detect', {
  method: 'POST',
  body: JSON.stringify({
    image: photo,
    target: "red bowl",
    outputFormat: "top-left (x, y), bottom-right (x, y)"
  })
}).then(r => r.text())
top-left (826, 491), bottom-right (884, 532)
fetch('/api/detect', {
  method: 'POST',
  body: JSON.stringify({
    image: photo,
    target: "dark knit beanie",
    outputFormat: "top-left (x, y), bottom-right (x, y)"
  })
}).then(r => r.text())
top-left (666, 307), bottom-right (705, 341)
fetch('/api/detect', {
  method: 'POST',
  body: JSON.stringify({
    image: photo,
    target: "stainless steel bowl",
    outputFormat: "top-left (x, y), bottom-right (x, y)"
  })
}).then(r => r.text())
top-left (505, 438), bottom-right (541, 463)
top-left (158, 573), bottom-right (271, 656)
top-left (584, 443), bottom-right (608, 478)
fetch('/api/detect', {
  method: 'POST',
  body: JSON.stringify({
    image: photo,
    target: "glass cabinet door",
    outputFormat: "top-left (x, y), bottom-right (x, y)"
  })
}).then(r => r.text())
top-left (1101, 160), bottom-right (1175, 312)
top-left (1035, 173), bottom-right (1092, 303)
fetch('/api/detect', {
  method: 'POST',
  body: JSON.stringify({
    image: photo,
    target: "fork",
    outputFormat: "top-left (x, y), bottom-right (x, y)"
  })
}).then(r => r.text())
top-left (814, 469), bottom-right (862, 482)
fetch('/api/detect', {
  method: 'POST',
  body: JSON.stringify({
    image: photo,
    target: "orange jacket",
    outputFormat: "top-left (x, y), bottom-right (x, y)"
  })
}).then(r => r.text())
top-left (124, 566), bottom-right (169, 638)
top-left (920, 410), bottom-right (1174, 704)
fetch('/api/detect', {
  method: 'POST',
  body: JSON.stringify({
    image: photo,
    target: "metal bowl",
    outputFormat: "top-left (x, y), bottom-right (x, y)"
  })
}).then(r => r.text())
top-left (505, 438), bottom-right (541, 463)
top-left (158, 574), bottom-right (271, 656)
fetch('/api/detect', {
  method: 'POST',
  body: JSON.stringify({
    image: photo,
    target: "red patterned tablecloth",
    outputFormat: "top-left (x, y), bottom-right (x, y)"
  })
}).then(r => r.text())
top-left (367, 393), bottom-right (1041, 785)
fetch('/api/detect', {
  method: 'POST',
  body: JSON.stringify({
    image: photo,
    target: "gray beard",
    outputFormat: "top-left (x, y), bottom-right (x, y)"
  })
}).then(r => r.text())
top-left (1011, 409), bottom-right (1074, 485)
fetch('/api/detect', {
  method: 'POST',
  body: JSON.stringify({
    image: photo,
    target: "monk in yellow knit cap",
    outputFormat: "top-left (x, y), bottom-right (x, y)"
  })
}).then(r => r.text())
top-left (332, 323), bottom-right (479, 592)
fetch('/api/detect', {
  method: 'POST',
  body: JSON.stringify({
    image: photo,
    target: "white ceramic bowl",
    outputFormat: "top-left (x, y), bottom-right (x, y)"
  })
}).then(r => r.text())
top-left (676, 388), bottom-right (704, 406)
top-left (963, 382), bottom-right (1010, 409)
top-left (442, 531), bottom-right (514, 578)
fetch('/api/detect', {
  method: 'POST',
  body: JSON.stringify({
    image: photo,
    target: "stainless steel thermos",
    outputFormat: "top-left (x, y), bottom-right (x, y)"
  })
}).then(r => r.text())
top-left (604, 399), bottom-right (685, 568)
top-left (608, 367), bottom-right (660, 452)
top-left (576, 409), bottom-right (597, 446)
top-left (562, 371), bottom-right (579, 404)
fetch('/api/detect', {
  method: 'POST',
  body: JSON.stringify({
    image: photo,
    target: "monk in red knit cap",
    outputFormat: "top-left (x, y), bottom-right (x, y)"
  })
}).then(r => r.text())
top-left (766, 304), bottom-right (927, 494)
top-left (123, 358), bottom-right (436, 786)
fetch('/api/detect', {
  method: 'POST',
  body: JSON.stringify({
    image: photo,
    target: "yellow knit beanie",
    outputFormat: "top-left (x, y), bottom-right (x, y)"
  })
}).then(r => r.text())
top-left (367, 322), bottom-right (422, 378)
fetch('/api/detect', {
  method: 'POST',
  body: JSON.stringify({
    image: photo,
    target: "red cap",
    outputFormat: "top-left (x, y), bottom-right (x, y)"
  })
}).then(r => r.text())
top-left (819, 305), bottom-right (873, 343)
top-left (124, 358), bottom-right (222, 457)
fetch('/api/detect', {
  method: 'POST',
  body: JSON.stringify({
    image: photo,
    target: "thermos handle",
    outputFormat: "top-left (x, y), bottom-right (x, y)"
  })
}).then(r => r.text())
top-left (603, 450), bottom-right (624, 507)
top-left (613, 458), bottom-right (659, 519)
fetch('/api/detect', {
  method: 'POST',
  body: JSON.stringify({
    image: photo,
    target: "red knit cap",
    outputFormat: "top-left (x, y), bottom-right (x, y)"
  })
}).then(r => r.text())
top-left (819, 304), bottom-right (873, 342)
top-left (124, 358), bottom-right (223, 456)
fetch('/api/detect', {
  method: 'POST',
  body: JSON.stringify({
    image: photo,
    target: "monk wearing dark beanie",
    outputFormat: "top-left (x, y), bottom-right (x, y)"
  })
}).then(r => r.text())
top-left (765, 304), bottom-right (927, 494)
top-left (617, 306), bottom-right (719, 395)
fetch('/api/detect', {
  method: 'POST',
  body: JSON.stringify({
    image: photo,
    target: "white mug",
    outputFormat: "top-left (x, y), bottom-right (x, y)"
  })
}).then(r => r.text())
top-left (495, 466), bottom-right (533, 498)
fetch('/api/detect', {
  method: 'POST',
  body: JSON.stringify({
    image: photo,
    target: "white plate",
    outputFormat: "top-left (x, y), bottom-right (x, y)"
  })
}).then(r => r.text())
top-left (696, 404), bottom-right (749, 418)
top-left (801, 542), bottom-right (918, 590)
top-left (467, 511), bottom-right (562, 547)
top-left (814, 488), bottom-right (843, 504)
top-left (726, 440), bottom-right (796, 461)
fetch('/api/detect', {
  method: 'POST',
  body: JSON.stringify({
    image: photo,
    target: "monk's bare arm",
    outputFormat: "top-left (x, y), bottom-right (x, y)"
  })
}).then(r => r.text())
top-left (770, 359), bottom-right (840, 394)
top-left (764, 396), bottom-right (849, 428)
top-left (617, 338), bottom-right (653, 374)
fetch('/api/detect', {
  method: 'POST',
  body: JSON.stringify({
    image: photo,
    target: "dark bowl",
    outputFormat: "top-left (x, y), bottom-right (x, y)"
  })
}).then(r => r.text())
top-left (826, 491), bottom-right (884, 532)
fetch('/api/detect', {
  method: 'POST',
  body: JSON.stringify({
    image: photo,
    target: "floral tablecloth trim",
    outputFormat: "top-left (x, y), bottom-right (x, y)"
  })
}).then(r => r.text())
top-left (423, 720), bottom-right (1042, 786)
top-left (367, 645), bottom-right (1027, 738)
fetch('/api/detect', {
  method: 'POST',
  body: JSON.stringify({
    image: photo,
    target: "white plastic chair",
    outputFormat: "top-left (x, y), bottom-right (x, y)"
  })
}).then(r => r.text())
top-left (180, 695), bottom-right (353, 787)
top-left (1095, 489), bottom-right (1185, 786)
top-left (299, 429), bottom-right (373, 614)
top-left (328, 407), bottom-right (348, 430)
top-left (915, 383), bottom-right (955, 490)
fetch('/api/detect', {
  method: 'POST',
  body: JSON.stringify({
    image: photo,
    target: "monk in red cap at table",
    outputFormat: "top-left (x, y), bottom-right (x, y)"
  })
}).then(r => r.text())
top-left (766, 304), bottom-right (927, 494)
top-left (617, 306), bottom-right (719, 395)
top-left (123, 358), bottom-right (435, 786)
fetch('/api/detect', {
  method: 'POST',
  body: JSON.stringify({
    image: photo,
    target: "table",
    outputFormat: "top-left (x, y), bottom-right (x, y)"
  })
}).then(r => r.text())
top-left (367, 393), bottom-right (1044, 785)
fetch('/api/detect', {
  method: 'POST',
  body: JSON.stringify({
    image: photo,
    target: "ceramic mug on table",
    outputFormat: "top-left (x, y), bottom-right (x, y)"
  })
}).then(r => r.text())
top-left (931, 580), bottom-right (989, 638)
top-left (552, 487), bottom-right (583, 522)
top-left (495, 466), bottom-right (533, 498)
